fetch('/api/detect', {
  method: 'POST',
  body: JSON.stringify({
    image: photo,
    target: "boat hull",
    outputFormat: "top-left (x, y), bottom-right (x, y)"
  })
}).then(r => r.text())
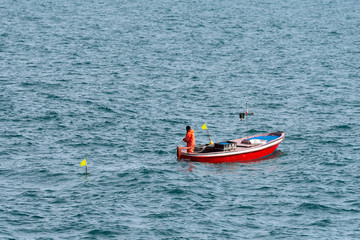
top-left (177, 132), bottom-right (285, 164)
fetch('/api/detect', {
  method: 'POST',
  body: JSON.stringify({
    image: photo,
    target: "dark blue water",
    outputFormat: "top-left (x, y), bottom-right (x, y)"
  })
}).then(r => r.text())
top-left (1, 0), bottom-right (360, 239)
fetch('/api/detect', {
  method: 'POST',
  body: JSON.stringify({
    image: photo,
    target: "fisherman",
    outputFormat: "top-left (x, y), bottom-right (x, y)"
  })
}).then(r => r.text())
top-left (183, 125), bottom-right (195, 153)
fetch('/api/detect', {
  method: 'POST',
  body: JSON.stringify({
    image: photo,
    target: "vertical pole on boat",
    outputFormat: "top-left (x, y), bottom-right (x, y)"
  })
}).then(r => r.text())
top-left (239, 103), bottom-right (254, 140)
top-left (246, 102), bottom-right (248, 139)
top-left (202, 123), bottom-right (214, 145)
top-left (206, 128), bottom-right (213, 145)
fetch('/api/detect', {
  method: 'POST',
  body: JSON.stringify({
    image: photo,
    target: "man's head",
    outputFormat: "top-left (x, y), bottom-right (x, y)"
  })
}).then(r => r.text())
top-left (186, 126), bottom-right (191, 132)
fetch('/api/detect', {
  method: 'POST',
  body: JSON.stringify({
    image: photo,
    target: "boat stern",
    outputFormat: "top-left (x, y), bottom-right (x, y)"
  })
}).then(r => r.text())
top-left (177, 146), bottom-right (190, 159)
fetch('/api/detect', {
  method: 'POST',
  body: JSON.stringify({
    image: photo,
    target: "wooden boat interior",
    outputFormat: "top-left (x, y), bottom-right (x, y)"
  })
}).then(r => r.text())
top-left (193, 132), bottom-right (283, 154)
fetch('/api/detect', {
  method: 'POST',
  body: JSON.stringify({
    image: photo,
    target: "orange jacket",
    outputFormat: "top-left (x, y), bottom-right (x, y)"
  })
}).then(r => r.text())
top-left (183, 129), bottom-right (195, 153)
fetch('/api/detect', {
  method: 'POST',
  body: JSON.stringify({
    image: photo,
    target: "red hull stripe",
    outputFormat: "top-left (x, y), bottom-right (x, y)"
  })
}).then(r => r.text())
top-left (182, 143), bottom-right (280, 163)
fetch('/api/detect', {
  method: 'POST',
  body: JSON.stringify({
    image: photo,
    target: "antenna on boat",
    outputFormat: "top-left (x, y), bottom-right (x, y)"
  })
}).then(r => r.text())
top-left (239, 102), bottom-right (254, 139)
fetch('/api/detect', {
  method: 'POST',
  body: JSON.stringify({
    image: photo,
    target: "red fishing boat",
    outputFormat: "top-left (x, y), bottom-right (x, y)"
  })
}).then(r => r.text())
top-left (177, 131), bottom-right (285, 164)
top-left (177, 103), bottom-right (285, 163)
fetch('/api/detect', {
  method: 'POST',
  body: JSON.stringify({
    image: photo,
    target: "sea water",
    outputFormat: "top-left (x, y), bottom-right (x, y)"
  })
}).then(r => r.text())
top-left (1, 0), bottom-right (360, 239)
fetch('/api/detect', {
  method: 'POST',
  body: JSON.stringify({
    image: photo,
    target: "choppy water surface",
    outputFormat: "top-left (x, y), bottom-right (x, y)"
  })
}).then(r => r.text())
top-left (1, 0), bottom-right (360, 239)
